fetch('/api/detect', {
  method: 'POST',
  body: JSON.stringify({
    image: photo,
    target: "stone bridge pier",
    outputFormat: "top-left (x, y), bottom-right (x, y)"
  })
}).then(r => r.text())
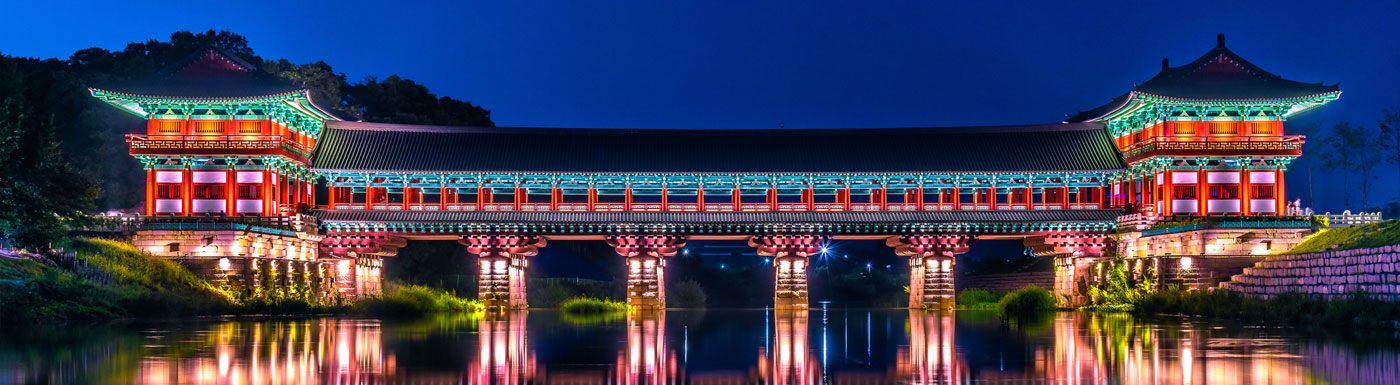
top-left (607, 235), bottom-right (687, 310)
top-left (461, 234), bottom-right (546, 310)
top-left (1025, 234), bottom-right (1107, 306)
top-left (888, 234), bottom-right (976, 310)
top-left (750, 234), bottom-right (828, 310)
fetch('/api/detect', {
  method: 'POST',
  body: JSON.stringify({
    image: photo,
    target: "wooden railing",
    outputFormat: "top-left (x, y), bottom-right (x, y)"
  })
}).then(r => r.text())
top-left (1121, 135), bottom-right (1303, 158)
top-left (126, 134), bottom-right (312, 154)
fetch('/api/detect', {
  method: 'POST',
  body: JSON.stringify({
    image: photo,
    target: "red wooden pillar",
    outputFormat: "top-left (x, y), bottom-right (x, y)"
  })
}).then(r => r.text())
top-left (365, 179), bottom-right (375, 210)
top-left (181, 169), bottom-right (192, 216)
top-left (225, 168), bottom-right (236, 215)
top-left (1275, 169), bottom-right (1286, 215)
top-left (1240, 167), bottom-right (1251, 215)
top-left (1197, 168), bottom-right (1207, 216)
top-left (1161, 171), bottom-right (1173, 215)
top-left (145, 168), bottom-right (156, 216)
top-left (441, 181), bottom-right (448, 210)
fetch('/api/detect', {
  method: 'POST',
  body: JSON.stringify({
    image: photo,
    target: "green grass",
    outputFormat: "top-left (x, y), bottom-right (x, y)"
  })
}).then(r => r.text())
top-left (1282, 220), bottom-right (1400, 254)
top-left (356, 285), bottom-right (484, 317)
top-left (996, 286), bottom-right (1057, 316)
top-left (955, 289), bottom-right (1005, 309)
top-left (1132, 289), bottom-right (1400, 328)
top-left (560, 297), bottom-right (630, 314)
top-left (2, 238), bottom-right (484, 323)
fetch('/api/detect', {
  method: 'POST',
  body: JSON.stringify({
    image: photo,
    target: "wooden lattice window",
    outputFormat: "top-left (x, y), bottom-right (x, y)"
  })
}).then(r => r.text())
top-left (1172, 186), bottom-right (1196, 200)
top-left (1171, 122), bottom-right (1196, 136)
top-left (238, 121), bottom-right (262, 134)
top-left (1208, 121), bottom-right (1238, 135)
top-left (155, 120), bottom-right (182, 134)
top-left (156, 184), bottom-right (181, 199)
top-left (237, 184), bottom-right (261, 199)
top-left (193, 121), bottom-right (225, 134)
top-left (1250, 121), bottom-right (1275, 135)
top-left (1209, 184), bottom-right (1239, 199)
top-left (1251, 185), bottom-right (1275, 199)
top-left (192, 184), bottom-right (225, 199)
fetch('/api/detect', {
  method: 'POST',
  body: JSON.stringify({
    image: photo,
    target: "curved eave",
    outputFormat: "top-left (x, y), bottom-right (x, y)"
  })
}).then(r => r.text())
top-left (88, 88), bottom-right (341, 121)
top-left (1083, 90), bottom-right (1342, 122)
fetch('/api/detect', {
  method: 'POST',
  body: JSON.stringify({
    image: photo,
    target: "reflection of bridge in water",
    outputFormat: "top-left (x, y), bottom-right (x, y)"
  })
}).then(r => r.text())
top-left (115, 310), bottom-right (1398, 385)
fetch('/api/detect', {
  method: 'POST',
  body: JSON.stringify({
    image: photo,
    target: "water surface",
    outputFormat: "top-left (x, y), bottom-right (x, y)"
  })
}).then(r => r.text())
top-left (2, 307), bottom-right (1397, 384)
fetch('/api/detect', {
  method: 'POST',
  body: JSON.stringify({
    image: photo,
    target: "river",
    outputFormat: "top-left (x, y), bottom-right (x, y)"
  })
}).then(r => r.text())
top-left (2, 306), bottom-right (1397, 384)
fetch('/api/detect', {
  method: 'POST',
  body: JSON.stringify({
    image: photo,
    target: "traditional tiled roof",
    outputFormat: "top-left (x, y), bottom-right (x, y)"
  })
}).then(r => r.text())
top-left (1069, 35), bottom-right (1339, 122)
top-left (92, 45), bottom-right (305, 100)
top-left (310, 121), bottom-right (1125, 173)
top-left (312, 209), bottom-right (1125, 225)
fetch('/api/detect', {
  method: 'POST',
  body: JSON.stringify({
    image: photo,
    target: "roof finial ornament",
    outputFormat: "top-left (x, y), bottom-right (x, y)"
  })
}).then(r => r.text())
top-left (1162, 58), bottom-right (1169, 70)
top-left (1216, 33), bottom-right (1225, 48)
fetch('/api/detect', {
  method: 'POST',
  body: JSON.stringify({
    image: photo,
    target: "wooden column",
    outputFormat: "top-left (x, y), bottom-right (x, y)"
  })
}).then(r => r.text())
top-left (1197, 168), bottom-right (1207, 215)
top-left (145, 168), bottom-right (156, 216)
top-left (181, 168), bottom-right (192, 216)
top-left (1276, 168), bottom-right (1286, 215)
top-left (1240, 167), bottom-right (1251, 215)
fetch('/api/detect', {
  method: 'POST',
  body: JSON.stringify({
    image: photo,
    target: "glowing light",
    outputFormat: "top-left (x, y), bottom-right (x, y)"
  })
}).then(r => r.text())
top-left (218, 257), bottom-right (231, 270)
top-left (338, 260), bottom-right (351, 274)
top-left (1179, 257), bottom-right (1193, 271)
top-left (940, 259), bottom-right (952, 272)
top-left (1251, 243), bottom-right (1271, 255)
top-left (820, 246), bottom-right (830, 254)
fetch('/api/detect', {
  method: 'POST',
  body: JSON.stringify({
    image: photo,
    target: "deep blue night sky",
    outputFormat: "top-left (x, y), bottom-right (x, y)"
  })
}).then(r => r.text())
top-left (2, 1), bottom-right (1398, 212)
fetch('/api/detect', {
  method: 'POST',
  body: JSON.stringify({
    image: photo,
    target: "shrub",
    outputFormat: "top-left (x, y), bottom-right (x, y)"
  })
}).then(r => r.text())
top-left (668, 280), bottom-right (707, 308)
top-left (560, 297), bottom-right (629, 314)
top-left (357, 285), bottom-right (484, 317)
top-left (956, 289), bottom-right (1003, 309)
top-left (996, 286), bottom-right (1057, 316)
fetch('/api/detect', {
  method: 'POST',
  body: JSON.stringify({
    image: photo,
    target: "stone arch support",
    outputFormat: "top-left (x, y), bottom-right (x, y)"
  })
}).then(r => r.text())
top-left (888, 234), bottom-right (977, 310)
top-left (461, 234), bottom-right (546, 310)
top-left (607, 234), bottom-right (687, 310)
top-left (750, 234), bottom-right (829, 310)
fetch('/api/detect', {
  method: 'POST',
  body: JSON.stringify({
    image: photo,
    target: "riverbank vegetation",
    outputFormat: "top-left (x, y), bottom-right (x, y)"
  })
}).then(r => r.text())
top-left (560, 297), bottom-right (630, 314)
top-left (996, 286), bottom-right (1057, 316)
top-left (1282, 220), bottom-right (1400, 254)
top-left (1132, 289), bottom-right (1400, 329)
top-left (955, 289), bottom-right (1005, 309)
top-left (0, 237), bottom-right (481, 324)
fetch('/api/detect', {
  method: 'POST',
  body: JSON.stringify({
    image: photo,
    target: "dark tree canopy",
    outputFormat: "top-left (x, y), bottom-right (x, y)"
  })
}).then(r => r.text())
top-left (0, 30), bottom-right (495, 217)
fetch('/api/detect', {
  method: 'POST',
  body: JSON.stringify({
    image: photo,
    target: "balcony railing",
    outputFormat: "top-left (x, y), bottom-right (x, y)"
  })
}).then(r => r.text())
top-left (1121, 135), bottom-right (1303, 158)
top-left (127, 134), bottom-right (312, 155)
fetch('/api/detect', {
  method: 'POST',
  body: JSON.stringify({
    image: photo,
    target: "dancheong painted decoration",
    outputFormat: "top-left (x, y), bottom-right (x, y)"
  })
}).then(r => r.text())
top-left (90, 35), bottom-right (1338, 310)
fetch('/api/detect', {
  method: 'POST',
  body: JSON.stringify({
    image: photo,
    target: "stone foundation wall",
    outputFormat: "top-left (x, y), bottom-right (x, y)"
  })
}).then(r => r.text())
top-left (1221, 246), bottom-right (1400, 299)
top-left (956, 272), bottom-right (1054, 293)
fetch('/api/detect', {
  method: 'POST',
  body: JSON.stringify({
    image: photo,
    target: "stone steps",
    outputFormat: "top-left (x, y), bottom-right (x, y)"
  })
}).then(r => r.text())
top-left (1221, 245), bottom-right (1400, 299)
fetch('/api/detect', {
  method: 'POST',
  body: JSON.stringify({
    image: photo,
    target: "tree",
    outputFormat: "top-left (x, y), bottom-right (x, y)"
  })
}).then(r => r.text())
top-left (1318, 122), bottom-right (1366, 209)
top-left (346, 75), bottom-right (494, 127)
top-left (0, 55), bottom-right (100, 250)
top-left (1377, 109), bottom-right (1400, 205)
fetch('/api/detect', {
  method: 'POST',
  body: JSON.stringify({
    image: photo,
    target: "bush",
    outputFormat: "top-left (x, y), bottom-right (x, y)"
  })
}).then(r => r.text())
top-left (996, 286), bottom-right (1057, 316)
top-left (560, 297), bottom-right (629, 314)
top-left (668, 280), bottom-right (707, 308)
top-left (356, 285), bottom-right (484, 317)
top-left (956, 289), bottom-right (1004, 309)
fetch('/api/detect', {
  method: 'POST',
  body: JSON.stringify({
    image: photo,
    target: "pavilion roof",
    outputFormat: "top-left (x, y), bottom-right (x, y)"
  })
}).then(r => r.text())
top-left (1068, 35), bottom-right (1339, 122)
top-left (309, 121), bottom-right (1126, 174)
top-left (92, 45), bottom-right (306, 100)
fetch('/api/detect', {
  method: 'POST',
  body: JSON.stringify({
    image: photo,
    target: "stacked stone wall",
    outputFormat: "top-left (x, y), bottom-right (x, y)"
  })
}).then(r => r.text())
top-left (1221, 246), bottom-right (1400, 299)
top-left (956, 272), bottom-right (1054, 293)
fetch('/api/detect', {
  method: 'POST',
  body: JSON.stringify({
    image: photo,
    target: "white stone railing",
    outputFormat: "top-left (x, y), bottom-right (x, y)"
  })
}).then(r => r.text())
top-left (1320, 211), bottom-right (1383, 228)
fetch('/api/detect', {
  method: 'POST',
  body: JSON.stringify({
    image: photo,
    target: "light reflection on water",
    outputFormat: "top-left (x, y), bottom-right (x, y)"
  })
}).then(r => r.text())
top-left (1, 310), bottom-right (1397, 384)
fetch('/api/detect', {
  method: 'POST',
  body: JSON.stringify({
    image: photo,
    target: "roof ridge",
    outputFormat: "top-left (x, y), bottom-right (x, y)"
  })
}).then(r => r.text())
top-left (325, 120), bottom-right (1105, 135)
